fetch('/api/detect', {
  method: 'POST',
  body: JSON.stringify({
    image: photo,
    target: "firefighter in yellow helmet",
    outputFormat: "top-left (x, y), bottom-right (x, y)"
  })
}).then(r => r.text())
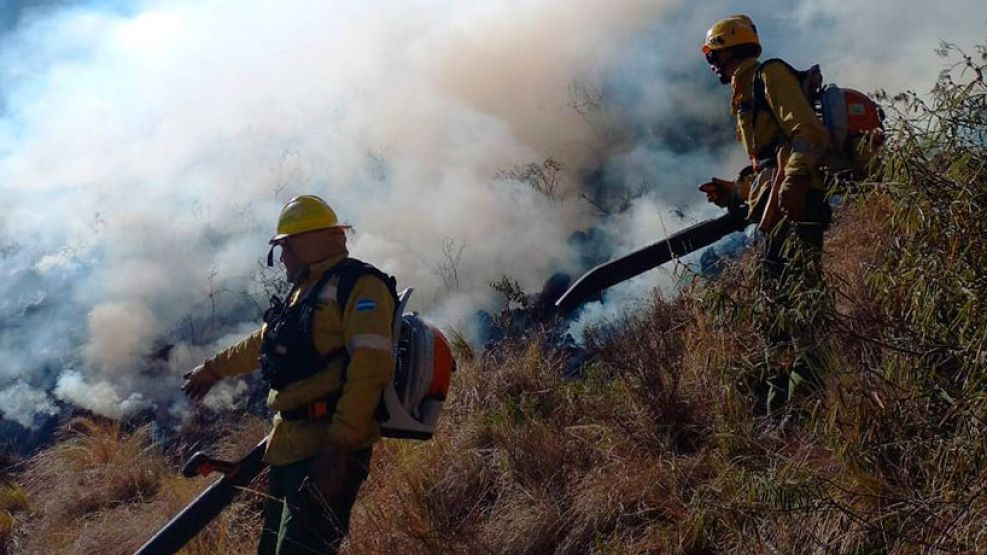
top-left (698, 15), bottom-right (832, 414)
top-left (182, 195), bottom-right (396, 554)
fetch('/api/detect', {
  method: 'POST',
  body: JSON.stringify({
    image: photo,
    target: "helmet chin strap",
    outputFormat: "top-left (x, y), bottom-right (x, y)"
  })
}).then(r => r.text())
top-left (267, 244), bottom-right (277, 267)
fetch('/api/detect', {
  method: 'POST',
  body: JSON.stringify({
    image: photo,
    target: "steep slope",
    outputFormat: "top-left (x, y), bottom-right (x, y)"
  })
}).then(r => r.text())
top-left (3, 43), bottom-right (985, 555)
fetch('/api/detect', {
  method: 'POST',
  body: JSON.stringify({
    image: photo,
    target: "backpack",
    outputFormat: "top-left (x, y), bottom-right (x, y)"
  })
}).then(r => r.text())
top-left (753, 58), bottom-right (885, 179)
top-left (329, 258), bottom-right (455, 440)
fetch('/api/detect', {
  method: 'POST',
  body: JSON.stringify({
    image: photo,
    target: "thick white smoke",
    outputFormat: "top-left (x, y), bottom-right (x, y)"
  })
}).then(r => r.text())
top-left (0, 0), bottom-right (983, 428)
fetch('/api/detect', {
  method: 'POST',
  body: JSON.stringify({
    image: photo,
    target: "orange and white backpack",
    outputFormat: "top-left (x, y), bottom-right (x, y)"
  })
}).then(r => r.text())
top-left (753, 59), bottom-right (885, 179)
top-left (378, 292), bottom-right (454, 439)
top-left (327, 259), bottom-right (455, 440)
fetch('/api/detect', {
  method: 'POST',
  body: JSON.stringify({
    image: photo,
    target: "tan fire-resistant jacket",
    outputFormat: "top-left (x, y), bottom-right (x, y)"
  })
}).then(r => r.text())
top-left (204, 253), bottom-right (395, 466)
top-left (730, 57), bottom-right (830, 213)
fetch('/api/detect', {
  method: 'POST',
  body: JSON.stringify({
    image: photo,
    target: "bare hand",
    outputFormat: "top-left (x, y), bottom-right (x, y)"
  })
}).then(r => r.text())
top-left (698, 177), bottom-right (735, 207)
top-left (181, 363), bottom-right (220, 402)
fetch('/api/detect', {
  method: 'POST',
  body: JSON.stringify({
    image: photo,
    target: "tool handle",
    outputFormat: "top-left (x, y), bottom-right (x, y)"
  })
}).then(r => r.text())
top-left (181, 452), bottom-right (239, 478)
top-left (135, 441), bottom-right (268, 555)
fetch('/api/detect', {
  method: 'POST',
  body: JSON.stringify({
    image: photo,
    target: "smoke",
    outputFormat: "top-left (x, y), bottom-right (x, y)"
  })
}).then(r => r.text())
top-left (83, 301), bottom-right (155, 374)
top-left (0, 381), bottom-right (59, 428)
top-left (0, 0), bottom-right (983, 430)
top-left (54, 371), bottom-right (150, 419)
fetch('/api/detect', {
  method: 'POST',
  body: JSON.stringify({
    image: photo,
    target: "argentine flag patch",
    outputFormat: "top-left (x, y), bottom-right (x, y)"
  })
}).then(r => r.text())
top-left (355, 298), bottom-right (377, 312)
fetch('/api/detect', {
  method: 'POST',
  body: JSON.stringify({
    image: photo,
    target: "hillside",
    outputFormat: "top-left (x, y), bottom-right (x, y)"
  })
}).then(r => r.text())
top-left (2, 45), bottom-right (985, 555)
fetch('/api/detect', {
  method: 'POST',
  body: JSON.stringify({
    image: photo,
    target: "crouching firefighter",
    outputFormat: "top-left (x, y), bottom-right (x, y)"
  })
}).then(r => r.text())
top-left (182, 195), bottom-right (396, 554)
top-left (698, 15), bottom-right (832, 414)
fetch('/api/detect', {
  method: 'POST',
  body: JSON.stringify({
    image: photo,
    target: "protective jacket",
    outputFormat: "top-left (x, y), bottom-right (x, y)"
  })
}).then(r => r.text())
top-left (731, 57), bottom-right (830, 216)
top-left (204, 253), bottom-right (396, 466)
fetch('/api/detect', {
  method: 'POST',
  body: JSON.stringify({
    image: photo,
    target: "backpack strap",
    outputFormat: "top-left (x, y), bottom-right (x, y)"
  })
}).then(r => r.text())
top-left (304, 269), bottom-right (351, 368)
top-left (331, 257), bottom-right (400, 315)
top-left (751, 58), bottom-right (800, 139)
top-left (329, 258), bottom-right (400, 422)
top-left (290, 259), bottom-right (388, 372)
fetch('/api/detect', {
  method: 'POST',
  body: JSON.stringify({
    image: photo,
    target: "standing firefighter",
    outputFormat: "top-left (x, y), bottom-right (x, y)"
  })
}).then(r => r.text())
top-left (698, 15), bottom-right (832, 414)
top-left (182, 195), bottom-right (395, 554)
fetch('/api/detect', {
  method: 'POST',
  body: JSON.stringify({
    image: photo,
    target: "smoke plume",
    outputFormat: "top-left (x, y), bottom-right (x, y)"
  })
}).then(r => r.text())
top-left (1, 0), bottom-right (983, 430)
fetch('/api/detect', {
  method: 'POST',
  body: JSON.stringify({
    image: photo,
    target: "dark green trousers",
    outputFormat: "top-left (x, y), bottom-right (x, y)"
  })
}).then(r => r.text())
top-left (758, 188), bottom-right (832, 415)
top-left (257, 447), bottom-right (372, 555)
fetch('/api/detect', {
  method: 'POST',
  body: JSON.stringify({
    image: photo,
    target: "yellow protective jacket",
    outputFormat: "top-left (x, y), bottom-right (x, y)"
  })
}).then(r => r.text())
top-left (203, 253), bottom-right (396, 466)
top-left (731, 57), bottom-right (830, 212)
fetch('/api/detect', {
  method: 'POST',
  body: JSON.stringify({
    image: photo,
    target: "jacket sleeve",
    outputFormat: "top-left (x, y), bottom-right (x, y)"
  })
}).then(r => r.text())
top-left (328, 275), bottom-right (396, 448)
top-left (761, 63), bottom-right (830, 177)
top-left (204, 328), bottom-right (263, 379)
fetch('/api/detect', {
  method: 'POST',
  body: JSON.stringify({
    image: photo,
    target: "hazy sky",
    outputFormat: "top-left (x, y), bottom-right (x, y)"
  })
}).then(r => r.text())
top-left (1, 0), bottom-right (984, 428)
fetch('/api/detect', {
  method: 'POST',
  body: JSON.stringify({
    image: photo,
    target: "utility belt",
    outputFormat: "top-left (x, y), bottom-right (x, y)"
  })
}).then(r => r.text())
top-left (279, 391), bottom-right (343, 421)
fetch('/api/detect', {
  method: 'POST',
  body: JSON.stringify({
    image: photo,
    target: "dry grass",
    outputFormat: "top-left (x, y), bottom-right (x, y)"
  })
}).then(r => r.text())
top-left (348, 49), bottom-right (987, 554)
top-left (0, 474), bottom-right (29, 555)
top-left (8, 414), bottom-right (268, 555)
top-left (8, 189), bottom-right (983, 554)
top-left (6, 42), bottom-right (986, 555)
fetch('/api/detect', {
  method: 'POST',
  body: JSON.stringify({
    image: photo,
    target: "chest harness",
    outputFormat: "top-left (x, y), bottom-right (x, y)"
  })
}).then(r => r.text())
top-left (258, 258), bottom-right (398, 419)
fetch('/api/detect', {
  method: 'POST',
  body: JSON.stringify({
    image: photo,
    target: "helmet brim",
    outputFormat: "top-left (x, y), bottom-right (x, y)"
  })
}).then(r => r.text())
top-left (269, 225), bottom-right (352, 245)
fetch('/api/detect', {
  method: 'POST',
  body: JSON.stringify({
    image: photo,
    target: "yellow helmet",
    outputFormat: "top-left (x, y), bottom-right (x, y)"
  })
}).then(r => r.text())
top-left (269, 195), bottom-right (348, 244)
top-left (702, 15), bottom-right (761, 56)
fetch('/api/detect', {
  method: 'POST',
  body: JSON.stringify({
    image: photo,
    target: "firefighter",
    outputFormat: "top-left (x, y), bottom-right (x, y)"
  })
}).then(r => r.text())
top-left (182, 195), bottom-right (395, 554)
top-left (698, 15), bottom-right (832, 414)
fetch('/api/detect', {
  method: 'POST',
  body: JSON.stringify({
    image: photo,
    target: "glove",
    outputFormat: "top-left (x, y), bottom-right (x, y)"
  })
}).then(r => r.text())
top-left (778, 173), bottom-right (810, 222)
top-left (301, 442), bottom-right (350, 499)
top-left (698, 177), bottom-right (735, 208)
top-left (181, 363), bottom-right (221, 402)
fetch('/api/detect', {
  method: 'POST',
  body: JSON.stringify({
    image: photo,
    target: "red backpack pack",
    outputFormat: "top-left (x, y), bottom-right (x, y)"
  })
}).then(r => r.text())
top-left (753, 58), bottom-right (885, 179)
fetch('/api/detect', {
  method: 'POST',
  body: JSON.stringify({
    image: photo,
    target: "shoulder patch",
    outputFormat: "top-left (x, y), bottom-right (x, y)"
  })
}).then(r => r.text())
top-left (355, 298), bottom-right (377, 312)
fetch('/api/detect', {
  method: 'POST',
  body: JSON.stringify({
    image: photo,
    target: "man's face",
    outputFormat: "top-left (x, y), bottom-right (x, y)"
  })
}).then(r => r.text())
top-left (277, 237), bottom-right (305, 282)
top-left (706, 50), bottom-right (732, 85)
